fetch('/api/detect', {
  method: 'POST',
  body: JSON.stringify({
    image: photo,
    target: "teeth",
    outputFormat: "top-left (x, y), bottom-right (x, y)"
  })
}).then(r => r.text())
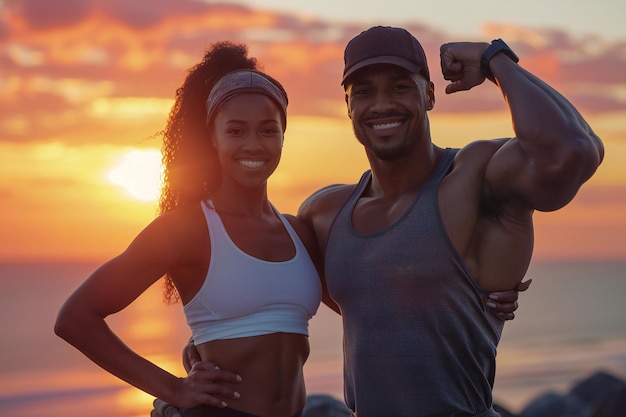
top-left (239, 160), bottom-right (265, 168)
top-left (372, 121), bottom-right (401, 130)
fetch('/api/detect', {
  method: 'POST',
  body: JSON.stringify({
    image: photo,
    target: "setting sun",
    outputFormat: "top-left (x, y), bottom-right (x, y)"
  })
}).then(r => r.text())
top-left (108, 149), bottom-right (162, 202)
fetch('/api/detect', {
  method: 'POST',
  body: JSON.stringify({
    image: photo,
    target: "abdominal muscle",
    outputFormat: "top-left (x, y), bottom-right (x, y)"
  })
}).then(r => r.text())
top-left (195, 332), bottom-right (309, 417)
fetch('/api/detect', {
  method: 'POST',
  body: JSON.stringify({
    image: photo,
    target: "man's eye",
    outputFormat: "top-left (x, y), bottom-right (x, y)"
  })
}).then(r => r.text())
top-left (352, 88), bottom-right (369, 96)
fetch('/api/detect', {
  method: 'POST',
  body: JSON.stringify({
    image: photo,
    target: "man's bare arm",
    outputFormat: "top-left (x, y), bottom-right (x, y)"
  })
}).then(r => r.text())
top-left (440, 41), bottom-right (603, 211)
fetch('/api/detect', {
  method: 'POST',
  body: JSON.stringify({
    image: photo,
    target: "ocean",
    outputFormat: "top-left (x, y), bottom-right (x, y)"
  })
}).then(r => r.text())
top-left (1, 260), bottom-right (625, 416)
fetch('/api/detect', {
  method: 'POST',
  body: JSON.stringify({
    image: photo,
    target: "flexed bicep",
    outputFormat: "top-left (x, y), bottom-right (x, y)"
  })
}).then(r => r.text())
top-left (485, 135), bottom-right (594, 212)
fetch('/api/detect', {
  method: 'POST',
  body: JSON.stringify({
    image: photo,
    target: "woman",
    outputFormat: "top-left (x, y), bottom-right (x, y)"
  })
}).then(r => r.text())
top-left (55, 42), bottom-right (328, 417)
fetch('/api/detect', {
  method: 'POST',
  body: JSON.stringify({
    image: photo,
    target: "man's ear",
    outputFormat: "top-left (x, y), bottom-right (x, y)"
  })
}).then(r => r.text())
top-left (345, 93), bottom-right (352, 119)
top-left (427, 81), bottom-right (435, 110)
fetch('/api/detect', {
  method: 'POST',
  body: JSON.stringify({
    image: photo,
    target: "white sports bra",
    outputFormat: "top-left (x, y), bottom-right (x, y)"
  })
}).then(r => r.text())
top-left (183, 200), bottom-right (322, 344)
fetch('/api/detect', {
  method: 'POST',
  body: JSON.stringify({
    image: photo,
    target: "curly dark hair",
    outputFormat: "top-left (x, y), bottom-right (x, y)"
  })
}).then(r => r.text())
top-left (159, 42), bottom-right (257, 213)
top-left (157, 41), bottom-right (259, 303)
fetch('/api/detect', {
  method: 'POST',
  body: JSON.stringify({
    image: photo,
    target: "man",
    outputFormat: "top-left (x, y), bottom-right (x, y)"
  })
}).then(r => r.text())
top-left (295, 26), bottom-right (603, 416)
top-left (152, 25), bottom-right (598, 417)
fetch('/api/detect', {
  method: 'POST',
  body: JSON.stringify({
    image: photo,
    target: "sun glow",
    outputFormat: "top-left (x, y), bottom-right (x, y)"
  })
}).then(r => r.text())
top-left (108, 149), bottom-right (162, 201)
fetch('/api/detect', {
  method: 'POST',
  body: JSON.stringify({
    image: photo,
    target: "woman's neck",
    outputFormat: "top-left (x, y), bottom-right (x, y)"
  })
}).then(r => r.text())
top-left (210, 186), bottom-right (272, 219)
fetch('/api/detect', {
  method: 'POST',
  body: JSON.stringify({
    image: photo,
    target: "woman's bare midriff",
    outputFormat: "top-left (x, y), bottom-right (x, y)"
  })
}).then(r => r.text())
top-left (195, 332), bottom-right (309, 417)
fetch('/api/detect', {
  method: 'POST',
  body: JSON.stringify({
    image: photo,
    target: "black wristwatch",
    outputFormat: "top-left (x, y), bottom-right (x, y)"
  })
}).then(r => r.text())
top-left (480, 39), bottom-right (519, 82)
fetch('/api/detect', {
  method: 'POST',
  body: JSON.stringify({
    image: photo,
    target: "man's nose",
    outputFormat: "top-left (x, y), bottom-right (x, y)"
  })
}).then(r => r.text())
top-left (370, 91), bottom-right (397, 113)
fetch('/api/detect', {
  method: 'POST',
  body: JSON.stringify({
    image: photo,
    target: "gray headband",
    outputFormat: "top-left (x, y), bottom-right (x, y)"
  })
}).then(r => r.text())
top-left (205, 70), bottom-right (288, 131)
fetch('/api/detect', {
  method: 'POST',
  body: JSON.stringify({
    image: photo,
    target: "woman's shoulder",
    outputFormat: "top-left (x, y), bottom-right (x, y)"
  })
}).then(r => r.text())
top-left (146, 203), bottom-right (209, 252)
top-left (155, 202), bottom-right (206, 229)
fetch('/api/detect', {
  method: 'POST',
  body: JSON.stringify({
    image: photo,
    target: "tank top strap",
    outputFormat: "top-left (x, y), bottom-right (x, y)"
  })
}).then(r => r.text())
top-left (421, 147), bottom-right (459, 194)
top-left (437, 148), bottom-right (459, 177)
top-left (200, 198), bottom-right (228, 253)
top-left (201, 198), bottom-right (219, 221)
top-left (329, 171), bottom-right (372, 231)
top-left (352, 170), bottom-right (372, 204)
top-left (269, 203), bottom-right (308, 256)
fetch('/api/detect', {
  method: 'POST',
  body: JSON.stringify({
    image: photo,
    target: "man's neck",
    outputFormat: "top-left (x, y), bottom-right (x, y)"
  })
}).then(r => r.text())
top-left (366, 144), bottom-right (442, 201)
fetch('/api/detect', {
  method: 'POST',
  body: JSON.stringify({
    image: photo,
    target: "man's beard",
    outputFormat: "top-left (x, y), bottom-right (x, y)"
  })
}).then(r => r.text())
top-left (362, 135), bottom-right (415, 161)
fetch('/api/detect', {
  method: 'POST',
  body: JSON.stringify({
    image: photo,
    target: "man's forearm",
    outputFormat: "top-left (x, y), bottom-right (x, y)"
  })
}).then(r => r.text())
top-left (491, 53), bottom-right (603, 179)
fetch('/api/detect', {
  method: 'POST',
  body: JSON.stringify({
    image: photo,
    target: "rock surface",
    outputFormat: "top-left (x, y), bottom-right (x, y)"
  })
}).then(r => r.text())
top-left (303, 370), bottom-right (626, 417)
top-left (518, 370), bottom-right (626, 417)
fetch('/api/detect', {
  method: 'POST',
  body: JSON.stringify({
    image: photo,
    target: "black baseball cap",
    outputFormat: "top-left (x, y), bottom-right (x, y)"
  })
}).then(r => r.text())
top-left (342, 26), bottom-right (430, 85)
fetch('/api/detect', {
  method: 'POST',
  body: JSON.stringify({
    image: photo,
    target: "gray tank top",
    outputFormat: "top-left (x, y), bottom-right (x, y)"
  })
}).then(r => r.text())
top-left (326, 148), bottom-right (503, 417)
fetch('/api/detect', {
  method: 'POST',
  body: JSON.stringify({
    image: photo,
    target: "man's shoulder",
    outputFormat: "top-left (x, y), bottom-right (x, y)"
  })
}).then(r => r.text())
top-left (456, 138), bottom-right (511, 157)
top-left (308, 183), bottom-right (356, 201)
top-left (298, 183), bottom-right (357, 220)
top-left (449, 138), bottom-right (511, 175)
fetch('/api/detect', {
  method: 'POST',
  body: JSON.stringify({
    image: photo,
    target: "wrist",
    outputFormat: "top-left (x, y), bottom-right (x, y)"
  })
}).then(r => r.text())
top-left (480, 39), bottom-right (519, 82)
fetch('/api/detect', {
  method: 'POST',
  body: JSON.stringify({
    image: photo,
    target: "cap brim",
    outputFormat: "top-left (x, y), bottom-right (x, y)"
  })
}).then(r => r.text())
top-left (341, 56), bottom-right (421, 85)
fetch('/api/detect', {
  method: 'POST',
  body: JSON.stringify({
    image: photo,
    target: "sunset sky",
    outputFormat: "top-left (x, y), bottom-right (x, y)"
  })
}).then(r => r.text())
top-left (1, 0), bottom-right (625, 263)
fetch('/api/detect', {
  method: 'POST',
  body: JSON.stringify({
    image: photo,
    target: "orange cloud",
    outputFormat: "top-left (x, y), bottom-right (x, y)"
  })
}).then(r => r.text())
top-left (1, 1), bottom-right (625, 262)
top-left (525, 52), bottom-right (561, 79)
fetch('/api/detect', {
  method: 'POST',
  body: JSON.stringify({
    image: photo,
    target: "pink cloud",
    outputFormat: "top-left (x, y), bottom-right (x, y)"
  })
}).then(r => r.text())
top-left (1, 0), bottom-right (625, 143)
top-left (3, 0), bottom-right (91, 31)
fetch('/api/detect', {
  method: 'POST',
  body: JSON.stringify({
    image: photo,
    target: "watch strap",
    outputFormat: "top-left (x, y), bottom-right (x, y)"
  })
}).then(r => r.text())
top-left (480, 39), bottom-right (519, 82)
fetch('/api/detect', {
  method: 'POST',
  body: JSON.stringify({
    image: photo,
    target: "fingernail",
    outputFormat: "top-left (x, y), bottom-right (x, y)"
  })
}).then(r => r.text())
top-left (234, 391), bottom-right (241, 398)
top-left (236, 374), bottom-right (242, 382)
top-left (221, 401), bottom-right (228, 408)
top-left (486, 301), bottom-right (496, 309)
top-left (214, 365), bottom-right (221, 370)
top-left (488, 294), bottom-right (498, 300)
